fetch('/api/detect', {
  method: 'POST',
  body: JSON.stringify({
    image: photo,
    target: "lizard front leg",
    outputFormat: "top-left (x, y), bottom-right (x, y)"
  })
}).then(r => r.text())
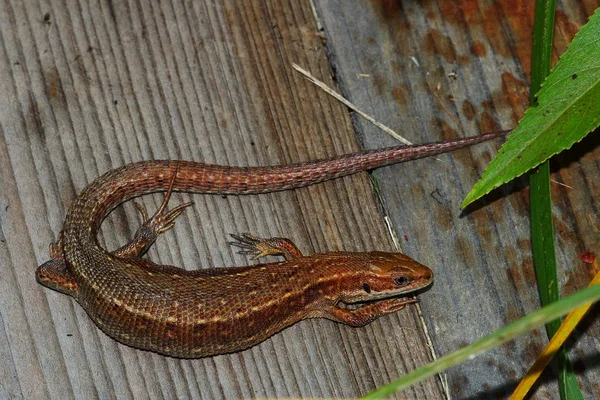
top-left (318, 298), bottom-right (417, 327)
top-left (229, 233), bottom-right (303, 260)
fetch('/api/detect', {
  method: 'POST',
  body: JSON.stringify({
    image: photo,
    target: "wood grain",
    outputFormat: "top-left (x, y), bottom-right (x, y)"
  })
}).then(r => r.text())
top-left (3, 0), bottom-right (599, 399)
top-left (0, 0), bottom-right (443, 399)
top-left (314, 0), bottom-right (600, 398)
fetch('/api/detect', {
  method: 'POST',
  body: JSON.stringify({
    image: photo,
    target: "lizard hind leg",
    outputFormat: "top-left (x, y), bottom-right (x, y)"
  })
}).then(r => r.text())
top-left (229, 233), bottom-right (304, 260)
top-left (37, 231), bottom-right (78, 296)
top-left (113, 170), bottom-right (194, 259)
top-left (36, 259), bottom-right (78, 297)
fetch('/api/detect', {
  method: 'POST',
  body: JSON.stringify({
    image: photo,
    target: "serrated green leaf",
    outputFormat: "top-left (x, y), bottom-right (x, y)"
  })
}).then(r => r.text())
top-left (462, 8), bottom-right (600, 208)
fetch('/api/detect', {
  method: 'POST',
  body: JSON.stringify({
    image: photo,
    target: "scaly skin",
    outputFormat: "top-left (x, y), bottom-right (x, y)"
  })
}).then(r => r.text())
top-left (36, 131), bottom-right (506, 358)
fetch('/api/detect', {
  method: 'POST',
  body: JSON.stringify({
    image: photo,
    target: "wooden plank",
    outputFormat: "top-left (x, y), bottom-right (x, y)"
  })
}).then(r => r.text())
top-left (0, 0), bottom-right (445, 398)
top-left (314, 0), bottom-right (600, 398)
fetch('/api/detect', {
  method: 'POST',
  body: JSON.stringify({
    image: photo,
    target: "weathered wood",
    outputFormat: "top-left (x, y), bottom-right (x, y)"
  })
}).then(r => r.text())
top-left (314, 0), bottom-right (600, 398)
top-left (0, 1), bottom-right (447, 399)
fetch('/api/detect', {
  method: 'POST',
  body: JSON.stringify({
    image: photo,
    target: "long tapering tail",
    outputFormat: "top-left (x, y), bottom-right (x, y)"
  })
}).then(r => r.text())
top-left (65, 130), bottom-right (509, 239)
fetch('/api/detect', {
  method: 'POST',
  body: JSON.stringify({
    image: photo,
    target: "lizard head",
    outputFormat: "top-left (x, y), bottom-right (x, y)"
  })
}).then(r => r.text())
top-left (340, 251), bottom-right (433, 303)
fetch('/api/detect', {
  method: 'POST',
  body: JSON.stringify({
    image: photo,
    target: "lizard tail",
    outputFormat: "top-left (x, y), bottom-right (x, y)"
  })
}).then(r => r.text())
top-left (65, 130), bottom-right (508, 240)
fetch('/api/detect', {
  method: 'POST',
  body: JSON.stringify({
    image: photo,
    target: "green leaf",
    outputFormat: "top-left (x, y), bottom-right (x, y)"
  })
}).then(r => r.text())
top-left (462, 8), bottom-right (600, 208)
top-left (360, 282), bottom-right (600, 399)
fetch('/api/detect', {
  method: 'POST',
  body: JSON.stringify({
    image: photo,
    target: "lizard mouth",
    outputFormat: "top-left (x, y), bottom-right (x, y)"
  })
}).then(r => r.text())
top-left (345, 283), bottom-right (432, 304)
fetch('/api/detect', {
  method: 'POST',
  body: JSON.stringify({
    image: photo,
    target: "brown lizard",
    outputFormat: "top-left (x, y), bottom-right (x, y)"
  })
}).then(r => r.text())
top-left (36, 130), bottom-right (507, 358)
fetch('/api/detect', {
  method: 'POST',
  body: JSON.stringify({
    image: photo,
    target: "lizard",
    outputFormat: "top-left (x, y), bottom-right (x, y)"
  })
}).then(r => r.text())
top-left (36, 130), bottom-right (507, 358)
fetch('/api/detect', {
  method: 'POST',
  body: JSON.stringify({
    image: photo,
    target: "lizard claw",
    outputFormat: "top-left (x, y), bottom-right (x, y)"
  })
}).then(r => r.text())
top-left (228, 233), bottom-right (303, 260)
top-left (112, 170), bottom-right (194, 259)
top-left (381, 297), bottom-right (418, 313)
top-left (49, 231), bottom-right (65, 260)
top-left (229, 233), bottom-right (268, 260)
top-left (135, 200), bottom-right (194, 234)
top-left (135, 170), bottom-right (194, 234)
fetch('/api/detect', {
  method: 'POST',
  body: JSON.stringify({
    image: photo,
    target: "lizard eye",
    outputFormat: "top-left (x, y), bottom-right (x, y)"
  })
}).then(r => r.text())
top-left (394, 276), bottom-right (410, 287)
top-left (362, 283), bottom-right (371, 293)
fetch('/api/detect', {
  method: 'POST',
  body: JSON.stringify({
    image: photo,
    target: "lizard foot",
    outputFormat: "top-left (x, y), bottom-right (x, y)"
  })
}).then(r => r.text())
top-left (229, 233), bottom-right (303, 260)
top-left (48, 230), bottom-right (65, 260)
top-left (113, 170), bottom-right (193, 258)
top-left (134, 169), bottom-right (194, 235)
top-left (324, 297), bottom-right (418, 327)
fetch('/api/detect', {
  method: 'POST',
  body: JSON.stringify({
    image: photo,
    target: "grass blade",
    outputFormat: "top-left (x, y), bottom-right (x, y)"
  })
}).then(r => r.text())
top-left (360, 283), bottom-right (600, 399)
top-left (510, 261), bottom-right (600, 399)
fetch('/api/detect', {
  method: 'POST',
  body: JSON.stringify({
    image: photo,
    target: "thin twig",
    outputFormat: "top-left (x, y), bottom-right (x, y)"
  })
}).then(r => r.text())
top-left (292, 63), bottom-right (412, 145)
